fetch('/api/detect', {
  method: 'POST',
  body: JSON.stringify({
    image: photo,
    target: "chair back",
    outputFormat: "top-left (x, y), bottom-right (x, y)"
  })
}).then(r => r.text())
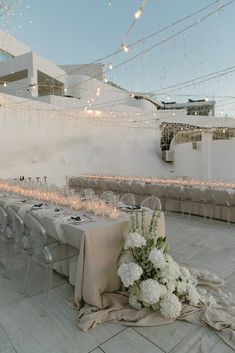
top-left (0, 206), bottom-right (11, 242)
top-left (7, 207), bottom-right (25, 241)
top-left (120, 193), bottom-right (136, 207)
top-left (155, 185), bottom-right (167, 198)
top-left (204, 188), bottom-right (214, 203)
top-left (80, 188), bottom-right (95, 200)
top-left (0, 206), bottom-right (8, 230)
top-left (27, 213), bottom-right (48, 247)
top-left (180, 186), bottom-right (192, 201)
top-left (213, 189), bottom-right (231, 206)
top-left (141, 196), bottom-right (161, 211)
top-left (191, 188), bottom-right (205, 203)
top-left (101, 191), bottom-right (115, 203)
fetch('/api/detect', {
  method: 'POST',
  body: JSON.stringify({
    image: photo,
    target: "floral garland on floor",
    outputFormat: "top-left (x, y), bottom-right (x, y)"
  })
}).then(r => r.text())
top-left (117, 210), bottom-right (201, 319)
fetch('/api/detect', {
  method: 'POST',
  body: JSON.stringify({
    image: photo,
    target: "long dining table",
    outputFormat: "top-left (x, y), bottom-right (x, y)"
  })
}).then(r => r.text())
top-left (0, 194), bottom-right (165, 309)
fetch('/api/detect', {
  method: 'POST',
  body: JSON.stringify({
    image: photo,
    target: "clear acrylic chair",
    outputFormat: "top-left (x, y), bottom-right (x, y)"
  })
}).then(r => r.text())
top-left (120, 193), bottom-right (136, 207)
top-left (141, 196), bottom-right (162, 211)
top-left (213, 189), bottom-right (233, 226)
top-left (4, 207), bottom-right (28, 278)
top-left (180, 187), bottom-right (193, 217)
top-left (24, 213), bottom-right (78, 316)
top-left (191, 188), bottom-right (213, 221)
top-left (0, 206), bottom-right (12, 276)
top-left (80, 188), bottom-right (95, 200)
top-left (101, 190), bottom-right (115, 203)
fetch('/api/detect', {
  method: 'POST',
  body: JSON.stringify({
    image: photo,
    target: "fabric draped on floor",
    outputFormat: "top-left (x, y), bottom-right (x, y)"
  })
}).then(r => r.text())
top-left (77, 268), bottom-right (235, 351)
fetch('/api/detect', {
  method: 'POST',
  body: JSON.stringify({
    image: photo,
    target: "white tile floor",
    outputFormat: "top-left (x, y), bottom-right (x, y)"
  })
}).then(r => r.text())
top-left (0, 213), bottom-right (235, 353)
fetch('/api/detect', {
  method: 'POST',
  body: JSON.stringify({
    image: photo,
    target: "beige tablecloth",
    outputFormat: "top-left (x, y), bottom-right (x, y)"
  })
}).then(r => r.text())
top-left (0, 195), bottom-right (165, 308)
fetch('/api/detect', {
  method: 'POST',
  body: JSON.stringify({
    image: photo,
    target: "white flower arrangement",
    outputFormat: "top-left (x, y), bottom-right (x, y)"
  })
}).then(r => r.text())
top-left (117, 262), bottom-right (143, 287)
top-left (117, 209), bottom-right (201, 319)
top-left (124, 232), bottom-right (146, 250)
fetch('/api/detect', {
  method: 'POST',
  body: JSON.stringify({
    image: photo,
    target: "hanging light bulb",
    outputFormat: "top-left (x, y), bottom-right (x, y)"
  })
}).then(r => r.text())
top-left (121, 43), bottom-right (129, 52)
top-left (108, 62), bottom-right (113, 70)
top-left (134, 6), bottom-right (143, 19)
top-left (96, 87), bottom-right (100, 96)
top-left (3, 82), bottom-right (7, 87)
top-left (104, 78), bottom-right (108, 83)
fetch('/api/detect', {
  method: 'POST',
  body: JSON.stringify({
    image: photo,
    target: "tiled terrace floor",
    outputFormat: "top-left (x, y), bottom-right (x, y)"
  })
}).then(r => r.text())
top-left (0, 213), bottom-right (234, 353)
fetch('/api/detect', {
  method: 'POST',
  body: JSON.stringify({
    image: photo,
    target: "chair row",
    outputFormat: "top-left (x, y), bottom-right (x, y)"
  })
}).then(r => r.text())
top-left (80, 189), bottom-right (162, 211)
top-left (78, 184), bottom-right (235, 224)
top-left (0, 206), bottom-right (77, 315)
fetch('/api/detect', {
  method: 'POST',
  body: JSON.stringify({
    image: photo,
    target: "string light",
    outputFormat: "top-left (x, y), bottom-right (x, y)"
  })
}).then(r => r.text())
top-left (108, 62), bottom-right (113, 70)
top-left (121, 43), bottom-right (129, 52)
top-left (0, 179), bottom-right (119, 219)
top-left (81, 174), bottom-right (235, 190)
top-left (96, 87), bottom-right (100, 96)
top-left (134, 6), bottom-right (143, 19)
top-left (1, 0), bottom-right (229, 98)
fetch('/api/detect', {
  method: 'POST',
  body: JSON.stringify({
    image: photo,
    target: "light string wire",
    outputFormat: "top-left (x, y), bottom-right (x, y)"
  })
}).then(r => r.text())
top-left (108, 0), bottom-right (149, 67)
top-left (0, 0), bottom-right (227, 94)
top-left (38, 0), bottom-right (234, 94)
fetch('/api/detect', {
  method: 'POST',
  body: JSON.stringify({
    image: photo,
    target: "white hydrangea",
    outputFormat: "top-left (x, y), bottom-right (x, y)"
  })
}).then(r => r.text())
top-left (148, 248), bottom-right (166, 269)
top-left (118, 252), bottom-right (135, 266)
top-left (117, 262), bottom-right (143, 288)
top-left (164, 254), bottom-right (174, 263)
top-left (124, 232), bottom-right (146, 250)
top-left (159, 283), bottom-right (168, 297)
top-left (180, 267), bottom-right (191, 280)
top-left (160, 294), bottom-right (182, 319)
top-left (129, 295), bottom-right (142, 310)
top-left (140, 279), bottom-right (162, 305)
top-left (166, 281), bottom-right (176, 293)
top-left (187, 285), bottom-right (201, 306)
top-left (160, 261), bottom-right (181, 282)
top-left (176, 280), bottom-right (187, 296)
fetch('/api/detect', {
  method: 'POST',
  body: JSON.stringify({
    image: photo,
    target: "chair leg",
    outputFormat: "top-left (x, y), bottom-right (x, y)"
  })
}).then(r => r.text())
top-left (2, 241), bottom-right (13, 278)
top-left (188, 202), bottom-right (192, 219)
top-left (203, 204), bottom-right (207, 222)
top-left (41, 265), bottom-right (53, 316)
top-left (181, 200), bottom-right (185, 217)
top-left (22, 252), bottom-right (32, 295)
top-left (209, 206), bottom-right (213, 223)
top-left (227, 208), bottom-right (230, 228)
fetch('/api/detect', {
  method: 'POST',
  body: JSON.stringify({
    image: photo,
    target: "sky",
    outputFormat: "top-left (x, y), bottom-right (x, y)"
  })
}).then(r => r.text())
top-left (1, 0), bottom-right (235, 116)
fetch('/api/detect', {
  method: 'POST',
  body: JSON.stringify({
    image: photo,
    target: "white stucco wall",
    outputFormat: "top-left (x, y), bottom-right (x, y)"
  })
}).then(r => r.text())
top-left (173, 134), bottom-right (235, 181)
top-left (0, 30), bottom-right (31, 57)
top-left (65, 74), bottom-right (156, 112)
top-left (0, 93), bottom-right (171, 186)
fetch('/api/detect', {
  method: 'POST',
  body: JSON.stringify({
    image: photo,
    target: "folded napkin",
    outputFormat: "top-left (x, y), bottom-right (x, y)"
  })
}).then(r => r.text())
top-left (32, 203), bottom-right (43, 208)
top-left (71, 215), bottom-right (82, 221)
